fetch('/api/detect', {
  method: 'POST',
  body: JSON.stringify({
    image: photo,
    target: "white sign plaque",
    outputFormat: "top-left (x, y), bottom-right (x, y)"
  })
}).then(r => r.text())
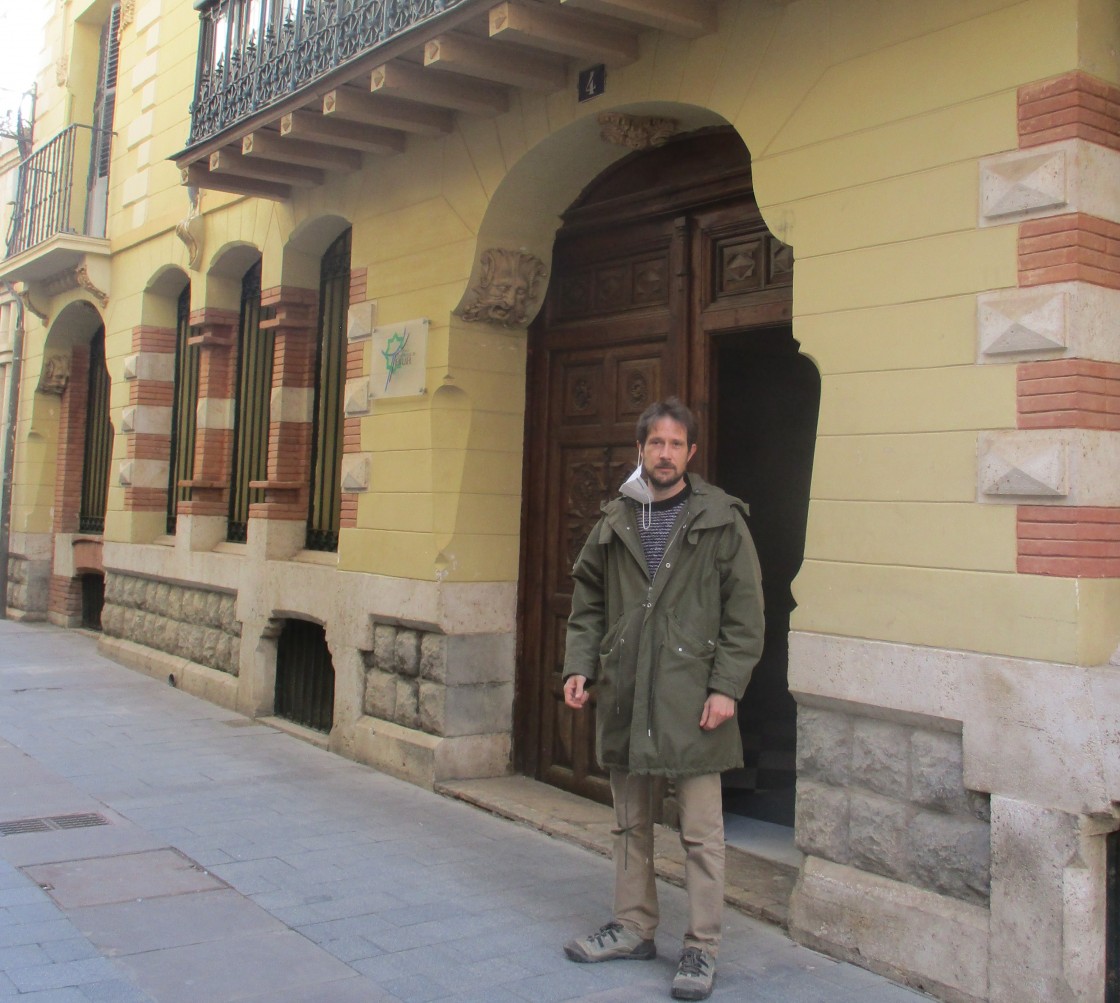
top-left (369, 318), bottom-right (428, 399)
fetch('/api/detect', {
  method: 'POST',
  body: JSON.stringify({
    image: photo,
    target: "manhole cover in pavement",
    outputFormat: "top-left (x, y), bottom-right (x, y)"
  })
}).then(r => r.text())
top-left (24, 848), bottom-right (226, 908)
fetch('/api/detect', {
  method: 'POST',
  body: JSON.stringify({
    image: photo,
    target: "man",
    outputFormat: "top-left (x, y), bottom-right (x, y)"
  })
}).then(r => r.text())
top-left (561, 398), bottom-right (764, 1001)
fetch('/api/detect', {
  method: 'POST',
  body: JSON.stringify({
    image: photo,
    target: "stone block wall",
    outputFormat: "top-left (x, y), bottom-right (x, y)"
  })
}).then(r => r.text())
top-left (362, 623), bottom-right (513, 739)
top-left (797, 706), bottom-right (991, 906)
top-left (100, 573), bottom-right (241, 675)
top-left (6, 556), bottom-right (49, 617)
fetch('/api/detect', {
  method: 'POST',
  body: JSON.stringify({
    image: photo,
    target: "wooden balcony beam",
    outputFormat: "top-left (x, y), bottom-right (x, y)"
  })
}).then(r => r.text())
top-left (559, 0), bottom-right (716, 38)
top-left (372, 59), bottom-right (510, 117)
top-left (488, 1), bottom-right (639, 66)
top-left (209, 148), bottom-right (324, 187)
top-left (423, 33), bottom-right (567, 93)
top-left (323, 87), bottom-right (454, 136)
top-left (242, 130), bottom-right (362, 172)
top-left (280, 111), bottom-right (407, 156)
top-left (181, 163), bottom-right (291, 202)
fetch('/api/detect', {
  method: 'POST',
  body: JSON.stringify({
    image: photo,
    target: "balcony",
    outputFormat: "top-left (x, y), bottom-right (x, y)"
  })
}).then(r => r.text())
top-left (1, 124), bottom-right (113, 286)
top-left (175, 0), bottom-right (720, 201)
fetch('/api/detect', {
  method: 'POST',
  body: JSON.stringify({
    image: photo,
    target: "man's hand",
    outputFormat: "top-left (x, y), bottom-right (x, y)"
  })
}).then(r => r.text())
top-left (699, 693), bottom-right (736, 731)
top-left (564, 675), bottom-right (590, 710)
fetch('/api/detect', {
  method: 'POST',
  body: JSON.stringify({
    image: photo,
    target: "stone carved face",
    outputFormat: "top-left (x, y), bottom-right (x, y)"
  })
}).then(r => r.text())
top-left (38, 353), bottom-right (71, 396)
top-left (460, 249), bottom-right (546, 327)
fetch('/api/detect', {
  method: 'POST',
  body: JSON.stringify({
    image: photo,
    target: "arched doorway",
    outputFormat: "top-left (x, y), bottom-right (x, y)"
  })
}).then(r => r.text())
top-left (515, 127), bottom-right (818, 825)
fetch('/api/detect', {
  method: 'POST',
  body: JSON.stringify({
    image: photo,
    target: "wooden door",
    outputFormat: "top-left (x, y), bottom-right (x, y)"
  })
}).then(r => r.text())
top-left (516, 129), bottom-right (789, 804)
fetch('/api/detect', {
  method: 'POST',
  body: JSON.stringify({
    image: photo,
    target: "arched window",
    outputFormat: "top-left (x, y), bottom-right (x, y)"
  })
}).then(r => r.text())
top-left (306, 228), bottom-right (350, 551)
top-left (227, 259), bottom-right (270, 543)
top-left (167, 284), bottom-right (198, 534)
top-left (78, 325), bottom-right (113, 533)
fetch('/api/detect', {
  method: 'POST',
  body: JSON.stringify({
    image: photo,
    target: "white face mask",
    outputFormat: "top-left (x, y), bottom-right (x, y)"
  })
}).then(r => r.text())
top-left (619, 460), bottom-right (653, 505)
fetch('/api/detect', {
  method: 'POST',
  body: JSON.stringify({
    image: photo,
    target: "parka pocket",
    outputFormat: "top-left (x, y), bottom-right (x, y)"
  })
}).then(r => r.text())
top-left (658, 615), bottom-right (717, 701)
top-left (662, 614), bottom-right (716, 669)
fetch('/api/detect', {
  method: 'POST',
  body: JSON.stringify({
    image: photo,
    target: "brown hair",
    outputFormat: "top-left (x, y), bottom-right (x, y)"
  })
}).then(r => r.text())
top-left (635, 397), bottom-right (697, 446)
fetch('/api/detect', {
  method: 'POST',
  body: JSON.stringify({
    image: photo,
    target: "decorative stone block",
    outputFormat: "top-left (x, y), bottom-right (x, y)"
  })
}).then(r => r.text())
top-left (364, 668), bottom-right (397, 719)
top-left (909, 811), bottom-right (991, 905)
top-left (196, 398), bottom-right (234, 430)
top-left (340, 454), bottom-right (371, 493)
top-left (394, 629), bottom-right (421, 677)
top-left (373, 624), bottom-right (396, 669)
top-left (117, 458), bottom-right (169, 489)
top-left (795, 780), bottom-right (851, 864)
top-left (980, 146), bottom-right (1068, 221)
top-left (848, 792), bottom-right (911, 883)
top-left (270, 386), bottom-right (314, 424)
top-left (343, 377), bottom-right (371, 416)
top-left (911, 729), bottom-right (970, 815)
top-left (347, 300), bottom-right (376, 342)
top-left (122, 351), bottom-right (175, 382)
top-left (394, 677), bottom-right (420, 729)
top-left (978, 288), bottom-right (1068, 359)
top-left (121, 404), bottom-right (172, 436)
top-left (978, 432), bottom-right (1068, 498)
top-left (420, 633), bottom-right (446, 681)
top-left (851, 718), bottom-right (911, 799)
top-left (796, 706), bottom-right (852, 787)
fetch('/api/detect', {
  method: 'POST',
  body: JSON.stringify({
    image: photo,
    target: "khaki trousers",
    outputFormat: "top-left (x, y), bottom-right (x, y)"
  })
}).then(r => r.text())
top-left (610, 769), bottom-right (725, 955)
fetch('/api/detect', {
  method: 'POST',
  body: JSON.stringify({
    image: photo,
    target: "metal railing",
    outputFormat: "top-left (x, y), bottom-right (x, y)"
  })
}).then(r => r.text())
top-left (5, 124), bottom-right (112, 259)
top-left (188, 0), bottom-right (469, 147)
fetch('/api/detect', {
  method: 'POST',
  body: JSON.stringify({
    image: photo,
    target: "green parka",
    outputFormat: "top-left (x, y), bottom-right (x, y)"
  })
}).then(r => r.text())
top-left (562, 474), bottom-right (765, 778)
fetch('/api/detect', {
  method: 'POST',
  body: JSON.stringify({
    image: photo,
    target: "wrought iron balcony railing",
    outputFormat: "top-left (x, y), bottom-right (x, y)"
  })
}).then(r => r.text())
top-left (188, 0), bottom-right (469, 147)
top-left (5, 124), bottom-right (112, 260)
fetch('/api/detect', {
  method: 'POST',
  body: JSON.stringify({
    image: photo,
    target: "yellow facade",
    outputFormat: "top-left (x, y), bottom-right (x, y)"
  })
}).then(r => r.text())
top-left (3, 2), bottom-right (1120, 996)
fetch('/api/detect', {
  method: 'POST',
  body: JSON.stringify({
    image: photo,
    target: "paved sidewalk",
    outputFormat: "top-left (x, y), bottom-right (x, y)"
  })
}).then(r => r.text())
top-left (0, 620), bottom-right (928, 1002)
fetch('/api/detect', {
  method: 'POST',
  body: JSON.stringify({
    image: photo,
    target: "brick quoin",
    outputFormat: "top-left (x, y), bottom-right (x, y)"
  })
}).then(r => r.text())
top-left (125, 324), bottom-right (176, 516)
top-left (1008, 75), bottom-right (1120, 578)
top-left (1018, 214), bottom-right (1120, 291)
top-left (350, 267), bottom-right (368, 304)
top-left (126, 487), bottom-right (166, 512)
top-left (254, 288), bottom-right (319, 521)
top-left (1018, 508), bottom-right (1120, 577)
top-left (1018, 71), bottom-right (1120, 151)
top-left (1017, 359), bottom-right (1120, 430)
top-left (132, 325), bottom-right (177, 353)
top-left (340, 496), bottom-right (358, 529)
top-left (48, 575), bottom-right (83, 619)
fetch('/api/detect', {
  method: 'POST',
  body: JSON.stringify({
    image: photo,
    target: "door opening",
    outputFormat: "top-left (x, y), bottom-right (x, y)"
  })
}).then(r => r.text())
top-left (712, 326), bottom-right (820, 829)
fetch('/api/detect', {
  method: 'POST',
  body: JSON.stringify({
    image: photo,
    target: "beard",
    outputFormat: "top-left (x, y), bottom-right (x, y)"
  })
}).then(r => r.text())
top-left (644, 462), bottom-right (685, 490)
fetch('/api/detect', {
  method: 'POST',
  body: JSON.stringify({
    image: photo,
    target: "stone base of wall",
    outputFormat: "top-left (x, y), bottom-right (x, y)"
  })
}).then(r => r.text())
top-left (341, 715), bottom-right (512, 788)
top-left (6, 555), bottom-right (49, 618)
top-left (101, 573), bottom-right (240, 676)
top-left (99, 635), bottom-right (240, 711)
top-left (789, 856), bottom-right (989, 1003)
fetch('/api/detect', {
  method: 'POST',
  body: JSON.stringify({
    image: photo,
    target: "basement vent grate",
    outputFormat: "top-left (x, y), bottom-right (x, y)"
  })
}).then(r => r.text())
top-left (0, 813), bottom-right (110, 836)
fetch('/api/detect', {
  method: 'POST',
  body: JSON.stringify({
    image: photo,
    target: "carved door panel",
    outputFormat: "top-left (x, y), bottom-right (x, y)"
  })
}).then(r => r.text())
top-left (535, 342), bottom-right (670, 802)
top-left (520, 207), bottom-right (680, 803)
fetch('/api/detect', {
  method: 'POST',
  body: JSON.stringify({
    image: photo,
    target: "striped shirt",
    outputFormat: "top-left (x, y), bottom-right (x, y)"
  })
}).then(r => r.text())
top-left (632, 483), bottom-right (691, 580)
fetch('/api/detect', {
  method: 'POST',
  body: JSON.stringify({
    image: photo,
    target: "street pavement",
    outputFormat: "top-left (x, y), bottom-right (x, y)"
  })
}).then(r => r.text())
top-left (0, 619), bottom-right (929, 1002)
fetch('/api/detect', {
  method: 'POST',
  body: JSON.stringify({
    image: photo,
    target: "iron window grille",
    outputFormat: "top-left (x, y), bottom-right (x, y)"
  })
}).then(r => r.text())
top-left (79, 326), bottom-right (113, 534)
top-left (306, 228), bottom-right (350, 552)
top-left (227, 259), bottom-right (271, 543)
top-left (167, 285), bottom-right (199, 535)
top-left (274, 618), bottom-right (335, 732)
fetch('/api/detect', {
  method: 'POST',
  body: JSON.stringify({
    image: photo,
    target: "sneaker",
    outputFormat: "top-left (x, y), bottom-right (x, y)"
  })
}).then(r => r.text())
top-left (671, 947), bottom-right (716, 1000)
top-left (563, 921), bottom-right (657, 963)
